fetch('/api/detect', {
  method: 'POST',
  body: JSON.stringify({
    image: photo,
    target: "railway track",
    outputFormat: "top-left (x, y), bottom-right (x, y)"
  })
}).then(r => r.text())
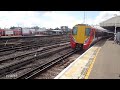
top-left (0, 39), bottom-right (69, 50)
top-left (35, 51), bottom-right (83, 79)
top-left (0, 40), bottom-right (70, 56)
top-left (0, 42), bottom-right (70, 78)
top-left (0, 35), bottom-right (69, 48)
top-left (0, 42), bottom-right (70, 64)
top-left (15, 49), bottom-right (78, 79)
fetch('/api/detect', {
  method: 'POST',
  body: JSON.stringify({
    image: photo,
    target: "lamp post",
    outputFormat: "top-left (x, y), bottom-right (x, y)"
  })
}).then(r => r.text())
top-left (114, 14), bottom-right (117, 42)
top-left (83, 11), bottom-right (85, 24)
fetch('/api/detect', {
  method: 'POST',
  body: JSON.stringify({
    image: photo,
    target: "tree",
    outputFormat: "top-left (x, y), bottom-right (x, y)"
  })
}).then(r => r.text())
top-left (10, 26), bottom-right (16, 29)
top-left (33, 26), bottom-right (39, 30)
top-left (55, 27), bottom-right (59, 30)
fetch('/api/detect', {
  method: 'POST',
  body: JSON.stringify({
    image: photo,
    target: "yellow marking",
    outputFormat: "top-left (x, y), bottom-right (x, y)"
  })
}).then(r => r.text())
top-left (84, 47), bottom-right (101, 79)
top-left (64, 47), bottom-right (98, 78)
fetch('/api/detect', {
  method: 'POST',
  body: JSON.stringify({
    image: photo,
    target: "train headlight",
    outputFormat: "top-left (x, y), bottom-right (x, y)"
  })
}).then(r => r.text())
top-left (72, 37), bottom-right (76, 42)
top-left (84, 38), bottom-right (89, 44)
top-left (70, 35), bottom-right (76, 42)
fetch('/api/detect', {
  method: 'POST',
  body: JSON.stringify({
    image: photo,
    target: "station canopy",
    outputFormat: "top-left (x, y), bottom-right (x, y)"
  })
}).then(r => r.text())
top-left (100, 16), bottom-right (120, 33)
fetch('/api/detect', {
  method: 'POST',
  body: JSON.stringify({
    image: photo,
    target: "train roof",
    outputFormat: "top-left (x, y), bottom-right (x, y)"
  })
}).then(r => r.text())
top-left (74, 24), bottom-right (109, 32)
top-left (91, 26), bottom-right (108, 32)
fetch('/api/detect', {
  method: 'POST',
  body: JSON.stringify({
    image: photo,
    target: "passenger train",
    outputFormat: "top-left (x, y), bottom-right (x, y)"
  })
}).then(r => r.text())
top-left (70, 24), bottom-right (113, 50)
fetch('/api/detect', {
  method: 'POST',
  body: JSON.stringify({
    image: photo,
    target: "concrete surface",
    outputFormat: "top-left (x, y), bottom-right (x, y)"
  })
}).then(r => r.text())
top-left (89, 40), bottom-right (120, 79)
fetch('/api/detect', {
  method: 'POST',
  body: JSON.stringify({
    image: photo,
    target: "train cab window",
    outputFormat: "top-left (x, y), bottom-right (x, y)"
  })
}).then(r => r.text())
top-left (72, 27), bottom-right (77, 35)
top-left (85, 28), bottom-right (91, 36)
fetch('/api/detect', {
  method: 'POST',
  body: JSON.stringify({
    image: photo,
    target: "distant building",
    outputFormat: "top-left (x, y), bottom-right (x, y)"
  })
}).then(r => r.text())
top-left (45, 29), bottom-right (63, 35)
top-left (61, 26), bottom-right (69, 32)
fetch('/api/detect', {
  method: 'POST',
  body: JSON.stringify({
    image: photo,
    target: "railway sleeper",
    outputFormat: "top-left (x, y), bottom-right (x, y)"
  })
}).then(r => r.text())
top-left (0, 45), bottom-right (70, 77)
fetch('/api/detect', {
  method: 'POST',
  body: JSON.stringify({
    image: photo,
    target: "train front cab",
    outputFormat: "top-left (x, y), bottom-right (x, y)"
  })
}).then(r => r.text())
top-left (70, 24), bottom-right (91, 50)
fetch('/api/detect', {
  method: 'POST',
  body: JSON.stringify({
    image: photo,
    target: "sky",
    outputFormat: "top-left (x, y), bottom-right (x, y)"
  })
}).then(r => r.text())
top-left (0, 11), bottom-right (120, 29)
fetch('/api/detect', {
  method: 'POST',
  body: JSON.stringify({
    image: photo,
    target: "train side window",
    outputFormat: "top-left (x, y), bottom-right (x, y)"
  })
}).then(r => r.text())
top-left (91, 30), bottom-right (94, 36)
top-left (95, 32), bottom-right (98, 37)
top-left (85, 28), bottom-right (91, 36)
top-left (72, 27), bottom-right (77, 35)
top-left (95, 32), bottom-right (100, 37)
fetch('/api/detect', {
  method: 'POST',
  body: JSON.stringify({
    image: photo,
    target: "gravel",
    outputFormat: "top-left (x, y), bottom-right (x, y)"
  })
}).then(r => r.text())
top-left (1, 48), bottom-right (73, 79)
top-left (35, 52), bottom-right (82, 79)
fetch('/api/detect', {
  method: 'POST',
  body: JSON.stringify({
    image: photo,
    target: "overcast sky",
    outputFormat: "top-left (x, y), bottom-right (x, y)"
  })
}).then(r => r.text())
top-left (0, 11), bottom-right (120, 28)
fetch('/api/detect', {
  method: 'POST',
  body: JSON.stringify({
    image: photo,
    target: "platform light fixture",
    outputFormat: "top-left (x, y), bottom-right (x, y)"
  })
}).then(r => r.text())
top-left (114, 14), bottom-right (117, 41)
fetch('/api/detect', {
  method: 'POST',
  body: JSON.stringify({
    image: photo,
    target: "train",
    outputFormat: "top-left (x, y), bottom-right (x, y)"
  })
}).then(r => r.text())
top-left (0, 28), bottom-right (66, 37)
top-left (70, 24), bottom-right (113, 50)
top-left (0, 28), bottom-right (22, 37)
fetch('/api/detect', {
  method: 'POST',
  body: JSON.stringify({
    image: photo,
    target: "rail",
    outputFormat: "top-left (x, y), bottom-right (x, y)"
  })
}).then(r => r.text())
top-left (16, 50), bottom-right (78, 79)
top-left (0, 43), bottom-right (70, 78)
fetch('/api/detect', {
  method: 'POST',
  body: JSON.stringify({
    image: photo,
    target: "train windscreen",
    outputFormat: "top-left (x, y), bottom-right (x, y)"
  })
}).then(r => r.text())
top-left (72, 27), bottom-right (77, 35)
top-left (85, 28), bottom-right (91, 36)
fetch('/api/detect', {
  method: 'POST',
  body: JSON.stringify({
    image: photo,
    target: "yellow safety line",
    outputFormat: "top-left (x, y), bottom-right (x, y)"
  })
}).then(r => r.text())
top-left (84, 47), bottom-right (101, 79)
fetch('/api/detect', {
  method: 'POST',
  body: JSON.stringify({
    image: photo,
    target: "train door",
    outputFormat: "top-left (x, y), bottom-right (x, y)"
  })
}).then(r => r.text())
top-left (78, 26), bottom-right (86, 44)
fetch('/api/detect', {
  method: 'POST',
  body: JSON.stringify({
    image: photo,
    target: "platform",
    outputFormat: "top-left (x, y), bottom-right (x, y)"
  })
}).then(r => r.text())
top-left (88, 40), bottom-right (120, 79)
top-left (54, 39), bottom-right (120, 79)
